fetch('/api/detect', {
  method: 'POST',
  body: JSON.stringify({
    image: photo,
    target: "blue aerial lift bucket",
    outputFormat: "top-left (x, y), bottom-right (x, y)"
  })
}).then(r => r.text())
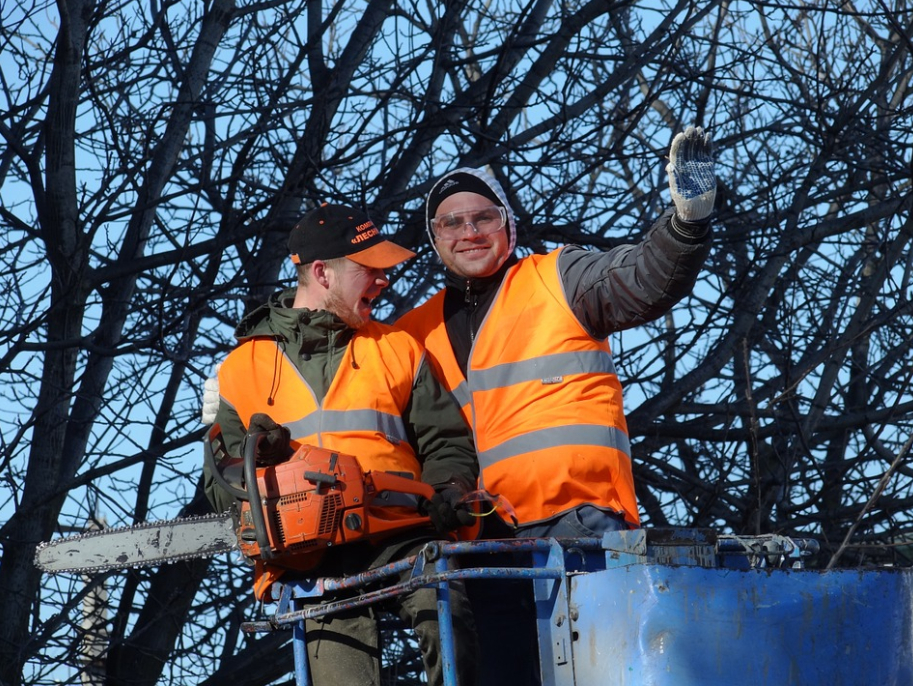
top-left (244, 528), bottom-right (913, 686)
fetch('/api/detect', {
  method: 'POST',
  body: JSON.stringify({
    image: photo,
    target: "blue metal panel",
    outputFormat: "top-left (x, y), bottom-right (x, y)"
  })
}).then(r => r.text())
top-left (245, 533), bottom-right (913, 686)
top-left (567, 564), bottom-right (913, 685)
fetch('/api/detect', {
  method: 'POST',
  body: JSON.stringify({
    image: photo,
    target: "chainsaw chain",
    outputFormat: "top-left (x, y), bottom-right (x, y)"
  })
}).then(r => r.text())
top-left (33, 513), bottom-right (235, 575)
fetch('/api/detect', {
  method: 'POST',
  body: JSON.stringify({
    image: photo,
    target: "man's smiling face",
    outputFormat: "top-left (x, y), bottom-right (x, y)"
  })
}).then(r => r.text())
top-left (432, 191), bottom-right (509, 279)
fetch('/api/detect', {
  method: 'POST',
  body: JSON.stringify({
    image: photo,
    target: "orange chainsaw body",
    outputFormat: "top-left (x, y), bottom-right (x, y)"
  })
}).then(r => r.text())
top-left (236, 444), bottom-right (434, 566)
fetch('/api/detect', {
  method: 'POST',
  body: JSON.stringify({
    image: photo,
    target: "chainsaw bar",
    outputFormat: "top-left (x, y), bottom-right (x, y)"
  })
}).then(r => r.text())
top-left (34, 514), bottom-right (238, 575)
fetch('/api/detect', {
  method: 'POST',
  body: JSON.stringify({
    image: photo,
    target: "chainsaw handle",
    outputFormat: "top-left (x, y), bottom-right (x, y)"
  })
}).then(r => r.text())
top-left (368, 471), bottom-right (436, 504)
top-left (204, 425), bottom-right (274, 559)
top-left (203, 424), bottom-right (249, 502)
top-left (243, 431), bottom-right (275, 560)
top-left (362, 471), bottom-right (437, 539)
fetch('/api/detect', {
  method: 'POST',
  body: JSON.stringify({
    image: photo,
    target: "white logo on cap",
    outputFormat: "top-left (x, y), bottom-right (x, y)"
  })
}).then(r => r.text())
top-left (437, 178), bottom-right (461, 194)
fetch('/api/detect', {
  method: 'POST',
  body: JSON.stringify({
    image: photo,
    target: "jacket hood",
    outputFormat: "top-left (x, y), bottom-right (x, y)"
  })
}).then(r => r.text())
top-left (424, 167), bottom-right (517, 260)
top-left (235, 288), bottom-right (354, 342)
top-left (232, 288), bottom-right (350, 345)
top-left (233, 289), bottom-right (292, 341)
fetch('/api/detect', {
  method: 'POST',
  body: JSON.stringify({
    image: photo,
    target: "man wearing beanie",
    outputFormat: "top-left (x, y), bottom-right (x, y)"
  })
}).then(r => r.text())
top-left (203, 204), bottom-right (480, 686)
top-left (395, 126), bottom-right (716, 684)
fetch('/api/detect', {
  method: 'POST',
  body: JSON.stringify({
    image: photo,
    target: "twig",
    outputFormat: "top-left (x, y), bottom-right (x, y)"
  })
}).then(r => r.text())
top-left (826, 430), bottom-right (913, 569)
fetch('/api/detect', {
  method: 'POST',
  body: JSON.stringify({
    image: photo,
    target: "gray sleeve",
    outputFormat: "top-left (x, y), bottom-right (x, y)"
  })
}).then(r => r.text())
top-left (560, 207), bottom-right (711, 339)
top-left (403, 358), bottom-right (478, 490)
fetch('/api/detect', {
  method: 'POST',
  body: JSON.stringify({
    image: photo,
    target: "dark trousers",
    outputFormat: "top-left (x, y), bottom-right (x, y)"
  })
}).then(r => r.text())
top-left (466, 575), bottom-right (540, 686)
top-left (468, 505), bottom-right (630, 686)
top-left (303, 536), bottom-right (480, 686)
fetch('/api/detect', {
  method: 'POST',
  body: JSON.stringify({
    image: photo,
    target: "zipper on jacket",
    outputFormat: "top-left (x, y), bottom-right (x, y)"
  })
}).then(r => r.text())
top-left (464, 280), bottom-right (479, 341)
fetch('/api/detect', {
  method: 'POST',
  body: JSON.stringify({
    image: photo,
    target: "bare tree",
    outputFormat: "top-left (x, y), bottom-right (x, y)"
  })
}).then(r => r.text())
top-left (1, 0), bottom-right (910, 683)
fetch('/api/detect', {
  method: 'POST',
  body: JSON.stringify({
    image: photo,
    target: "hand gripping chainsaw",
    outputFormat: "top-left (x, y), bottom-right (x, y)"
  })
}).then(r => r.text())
top-left (34, 425), bottom-right (436, 575)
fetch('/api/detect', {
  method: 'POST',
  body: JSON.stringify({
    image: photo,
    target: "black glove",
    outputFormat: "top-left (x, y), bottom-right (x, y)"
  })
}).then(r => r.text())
top-left (420, 482), bottom-right (475, 535)
top-left (243, 413), bottom-right (291, 466)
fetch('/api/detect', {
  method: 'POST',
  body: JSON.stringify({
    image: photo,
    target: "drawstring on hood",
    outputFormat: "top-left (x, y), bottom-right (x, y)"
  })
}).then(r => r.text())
top-left (350, 337), bottom-right (360, 369)
top-left (266, 341), bottom-right (280, 406)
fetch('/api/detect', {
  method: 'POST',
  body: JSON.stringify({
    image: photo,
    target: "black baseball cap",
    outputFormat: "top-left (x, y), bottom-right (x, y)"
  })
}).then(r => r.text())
top-left (288, 203), bottom-right (415, 269)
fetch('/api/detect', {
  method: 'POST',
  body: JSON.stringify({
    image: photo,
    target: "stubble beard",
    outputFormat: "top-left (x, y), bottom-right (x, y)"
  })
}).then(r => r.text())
top-left (323, 289), bottom-right (368, 329)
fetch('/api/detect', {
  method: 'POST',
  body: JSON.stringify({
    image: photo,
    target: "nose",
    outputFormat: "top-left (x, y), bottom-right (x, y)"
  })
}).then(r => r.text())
top-left (373, 269), bottom-right (389, 286)
top-left (459, 221), bottom-right (482, 236)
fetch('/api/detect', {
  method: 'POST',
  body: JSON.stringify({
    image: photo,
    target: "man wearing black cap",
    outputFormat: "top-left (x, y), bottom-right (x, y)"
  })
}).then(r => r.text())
top-left (395, 127), bottom-right (717, 684)
top-left (203, 204), bottom-right (480, 686)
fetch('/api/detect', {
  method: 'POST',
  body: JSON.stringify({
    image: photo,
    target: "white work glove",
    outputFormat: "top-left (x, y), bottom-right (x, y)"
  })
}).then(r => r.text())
top-left (201, 363), bottom-right (221, 425)
top-left (666, 126), bottom-right (716, 222)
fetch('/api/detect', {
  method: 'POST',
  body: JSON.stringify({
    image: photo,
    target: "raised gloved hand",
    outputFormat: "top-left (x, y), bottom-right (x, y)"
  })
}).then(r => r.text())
top-left (243, 413), bottom-right (292, 466)
top-left (420, 480), bottom-right (475, 535)
top-left (666, 125), bottom-right (716, 222)
top-left (201, 363), bottom-right (221, 425)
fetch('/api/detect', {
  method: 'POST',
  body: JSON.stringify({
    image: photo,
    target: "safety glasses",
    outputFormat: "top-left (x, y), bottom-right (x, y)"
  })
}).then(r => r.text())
top-left (431, 205), bottom-right (506, 240)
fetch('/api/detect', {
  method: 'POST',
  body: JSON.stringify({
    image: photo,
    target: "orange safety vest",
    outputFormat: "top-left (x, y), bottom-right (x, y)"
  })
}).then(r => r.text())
top-left (398, 249), bottom-right (639, 528)
top-left (218, 321), bottom-right (426, 597)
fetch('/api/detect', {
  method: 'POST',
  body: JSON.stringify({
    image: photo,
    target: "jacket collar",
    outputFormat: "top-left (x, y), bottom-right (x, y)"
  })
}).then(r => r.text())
top-left (234, 287), bottom-right (352, 350)
top-left (443, 254), bottom-right (519, 296)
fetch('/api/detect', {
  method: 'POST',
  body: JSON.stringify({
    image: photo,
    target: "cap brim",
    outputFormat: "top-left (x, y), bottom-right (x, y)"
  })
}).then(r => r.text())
top-left (347, 240), bottom-right (416, 269)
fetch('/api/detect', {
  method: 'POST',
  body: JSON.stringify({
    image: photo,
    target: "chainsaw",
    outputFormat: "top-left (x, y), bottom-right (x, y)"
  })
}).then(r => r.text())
top-left (34, 425), bottom-right (436, 575)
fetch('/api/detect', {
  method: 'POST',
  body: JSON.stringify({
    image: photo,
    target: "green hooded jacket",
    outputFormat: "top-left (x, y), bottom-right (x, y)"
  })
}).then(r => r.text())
top-left (203, 288), bottom-right (477, 514)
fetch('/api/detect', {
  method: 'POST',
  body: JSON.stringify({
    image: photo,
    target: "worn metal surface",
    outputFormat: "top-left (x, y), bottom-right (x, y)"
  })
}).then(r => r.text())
top-left (33, 514), bottom-right (237, 574)
top-left (544, 530), bottom-right (913, 686)
top-left (255, 532), bottom-right (913, 686)
top-left (566, 564), bottom-right (913, 685)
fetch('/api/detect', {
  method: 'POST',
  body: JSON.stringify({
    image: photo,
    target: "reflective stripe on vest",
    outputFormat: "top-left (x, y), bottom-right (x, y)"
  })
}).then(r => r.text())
top-left (219, 321), bottom-right (429, 598)
top-left (285, 408), bottom-right (408, 446)
top-left (450, 379), bottom-right (471, 411)
top-left (468, 350), bottom-right (627, 467)
top-left (398, 249), bottom-right (639, 527)
top-left (468, 350), bottom-right (618, 392)
top-left (219, 321), bottom-right (422, 478)
top-left (476, 424), bottom-right (631, 470)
